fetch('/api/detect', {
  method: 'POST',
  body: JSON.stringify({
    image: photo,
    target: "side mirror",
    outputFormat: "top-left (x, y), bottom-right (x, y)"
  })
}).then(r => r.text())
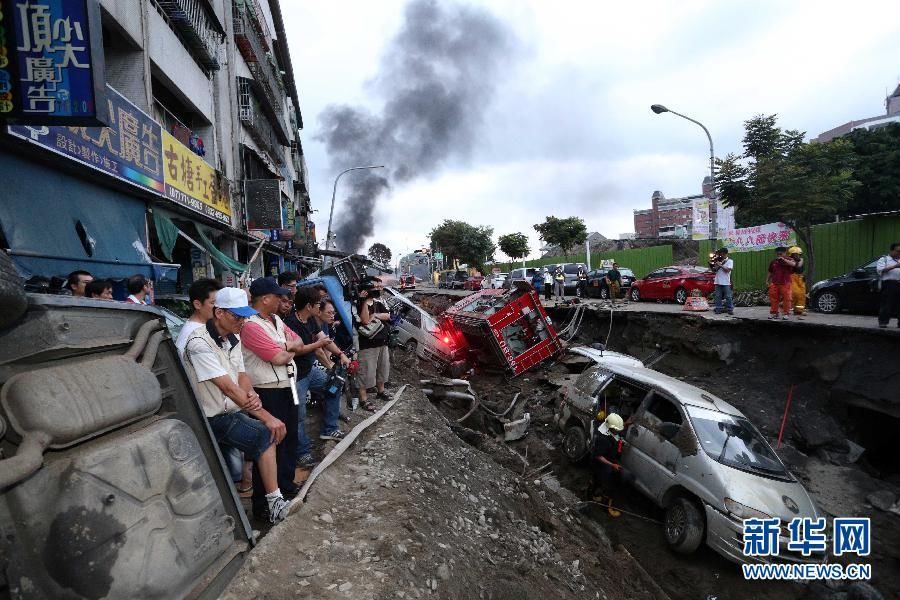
top-left (659, 422), bottom-right (680, 441)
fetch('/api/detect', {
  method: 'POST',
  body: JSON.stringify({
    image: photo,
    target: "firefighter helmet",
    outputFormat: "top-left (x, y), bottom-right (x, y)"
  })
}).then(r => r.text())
top-left (787, 246), bottom-right (802, 255)
top-left (605, 413), bottom-right (624, 432)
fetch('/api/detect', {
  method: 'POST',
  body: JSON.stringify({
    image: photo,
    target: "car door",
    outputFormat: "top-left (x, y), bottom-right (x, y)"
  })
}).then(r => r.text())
top-left (622, 392), bottom-right (687, 503)
top-left (656, 268), bottom-right (682, 299)
top-left (843, 259), bottom-right (879, 311)
top-left (641, 269), bottom-right (667, 299)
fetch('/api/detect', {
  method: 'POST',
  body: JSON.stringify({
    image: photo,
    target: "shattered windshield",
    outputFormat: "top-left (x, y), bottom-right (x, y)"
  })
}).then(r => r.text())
top-left (688, 407), bottom-right (787, 477)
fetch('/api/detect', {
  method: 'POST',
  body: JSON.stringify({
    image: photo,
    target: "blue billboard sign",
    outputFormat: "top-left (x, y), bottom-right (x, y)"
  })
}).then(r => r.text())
top-left (8, 85), bottom-right (165, 194)
top-left (0, 0), bottom-right (107, 125)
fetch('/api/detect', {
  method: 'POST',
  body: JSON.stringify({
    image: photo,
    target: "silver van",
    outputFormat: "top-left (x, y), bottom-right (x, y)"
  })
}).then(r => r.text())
top-left (503, 267), bottom-right (538, 289)
top-left (554, 346), bottom-right (823, 565)
top-left (384, 288), bottom-right (458, 367)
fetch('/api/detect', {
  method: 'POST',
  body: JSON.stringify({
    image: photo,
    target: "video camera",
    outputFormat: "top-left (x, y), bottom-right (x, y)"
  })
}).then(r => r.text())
top-left (708, 252), bottom-right (726, 271)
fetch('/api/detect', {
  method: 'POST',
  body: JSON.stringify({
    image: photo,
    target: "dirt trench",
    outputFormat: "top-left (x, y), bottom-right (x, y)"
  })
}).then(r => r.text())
top-left (414, 299), bottom-right (898, 600)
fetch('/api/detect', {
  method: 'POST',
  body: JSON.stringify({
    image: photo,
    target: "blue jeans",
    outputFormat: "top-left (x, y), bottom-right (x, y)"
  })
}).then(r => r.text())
top-left (714, 284), bottom-right (733, 313)
top-left (208, 411), bottom-right (272, 462)
top-left (295, 368), bottom-right (341, 456)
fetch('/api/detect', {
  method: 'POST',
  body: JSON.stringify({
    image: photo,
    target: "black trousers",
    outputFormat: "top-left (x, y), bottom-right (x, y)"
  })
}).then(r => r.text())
top-left (879, 280), bottom-right (900, 325)
top-left (252, 386), bottom-right (298, 511)
top-left (544, 283), bottom-right (552, 300)
top-left (590, 461), bottom-right (634, 496)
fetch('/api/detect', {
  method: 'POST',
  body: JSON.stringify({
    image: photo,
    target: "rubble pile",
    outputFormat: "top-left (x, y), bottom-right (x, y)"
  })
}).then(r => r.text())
top-left (223, 378), bottom-right (663, 599)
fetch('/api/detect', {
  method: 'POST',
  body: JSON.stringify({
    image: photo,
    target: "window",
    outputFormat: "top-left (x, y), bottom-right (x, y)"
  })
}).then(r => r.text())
top-left (402, 306), bottom-right (422, 328)
top-left (647, 269), bottom-right (666, 279)
top-left (574, 366), bottom-right (610, 397)
top-left (645, 395), bottom-right (682, 426)
top-left (597, 377), bottom-right (649, 421)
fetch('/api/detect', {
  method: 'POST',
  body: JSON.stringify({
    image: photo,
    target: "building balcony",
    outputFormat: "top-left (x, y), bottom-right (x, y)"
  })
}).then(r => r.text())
top-left (238, 77), bottom-right (286, 168)
top-left (152, 0), bottom-right (224, 71)
top-left (233, 0), bottom-right (288, 142)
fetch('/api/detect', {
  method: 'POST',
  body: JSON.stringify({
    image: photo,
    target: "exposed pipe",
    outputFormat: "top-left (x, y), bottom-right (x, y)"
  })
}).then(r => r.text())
top-left (124, 320), bottom-right (163, 360)
top-left (0, 430), bottom-right (52, 489)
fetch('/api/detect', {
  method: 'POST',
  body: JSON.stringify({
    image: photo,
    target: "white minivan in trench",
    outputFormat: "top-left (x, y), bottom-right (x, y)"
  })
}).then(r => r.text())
top-left (554, 347), bottom-right (825, 565)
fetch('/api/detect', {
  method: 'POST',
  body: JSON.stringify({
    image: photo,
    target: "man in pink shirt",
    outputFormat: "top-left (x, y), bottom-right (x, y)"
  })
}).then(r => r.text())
top-left (767, 246), bottom-right (796, 320)
top-left (241, 277), bottom-right (328, 521)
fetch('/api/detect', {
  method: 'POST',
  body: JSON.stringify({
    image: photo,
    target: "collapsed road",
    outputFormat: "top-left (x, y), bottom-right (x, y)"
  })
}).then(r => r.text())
top-left (402, 290), bottom-right (898, 600)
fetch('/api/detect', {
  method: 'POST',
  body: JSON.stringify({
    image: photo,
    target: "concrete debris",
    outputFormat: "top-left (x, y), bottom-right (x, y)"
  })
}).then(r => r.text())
top-left (866, 490), bottom-right (897, 512)
top-left (503, 412), bottom-right (531, 441)
top-left (320, 512), bottom-right (334, 524)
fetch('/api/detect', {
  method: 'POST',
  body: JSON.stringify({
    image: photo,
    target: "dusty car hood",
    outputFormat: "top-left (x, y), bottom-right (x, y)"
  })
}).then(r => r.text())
top-left (567, 346), bottom-right (644, 368)
top-left (716, 463), bottom-right (820, 521)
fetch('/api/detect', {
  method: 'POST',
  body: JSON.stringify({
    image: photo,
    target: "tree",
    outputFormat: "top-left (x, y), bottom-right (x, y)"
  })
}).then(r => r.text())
top-left (843, 123), bottom-right (900, 217)
top-left (716, 114), bottom-right (860, 284)
top-left (367, 242), bottom-right (392, 265)
top-left (497, 233), bottom-right (530, 268)
top-left (533, 216), bottom-right (588, 259)
top-left (429, 220), bottom-right (495, 273)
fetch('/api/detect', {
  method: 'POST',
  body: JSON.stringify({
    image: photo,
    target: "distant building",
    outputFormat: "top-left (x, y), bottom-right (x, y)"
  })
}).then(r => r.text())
top-left (816, 84), bottom-right (900, 142)
top-left (633, 176), bottom-right (717, 239)
top-left (618, 233), bottom-right (636, 240)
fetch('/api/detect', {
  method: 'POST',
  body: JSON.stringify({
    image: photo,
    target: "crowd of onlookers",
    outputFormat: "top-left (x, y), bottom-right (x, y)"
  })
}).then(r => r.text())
top-left (62, 267), bottom-right (394, 524)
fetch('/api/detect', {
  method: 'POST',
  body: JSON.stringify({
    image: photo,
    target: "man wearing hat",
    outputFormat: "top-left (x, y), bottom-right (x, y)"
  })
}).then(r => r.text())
top-left (589, 413), bottom-right (634, 517)
top-left (181, 287), bottom-right (290, 523)
top-left (241, 277), bottom-right (329, 520)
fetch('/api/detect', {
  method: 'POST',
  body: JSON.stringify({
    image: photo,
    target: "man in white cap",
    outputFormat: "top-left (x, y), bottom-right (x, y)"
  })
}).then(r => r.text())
top-left (181, 287), bottom-right (290, 523)
top-left (588, 413), bottom-right (634, 517)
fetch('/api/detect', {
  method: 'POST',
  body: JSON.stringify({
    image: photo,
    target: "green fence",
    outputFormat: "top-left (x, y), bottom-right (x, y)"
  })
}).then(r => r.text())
top-left (700, 215), bottom-right (900, 290)
top-left (523, 245), bottom-right (674, 278)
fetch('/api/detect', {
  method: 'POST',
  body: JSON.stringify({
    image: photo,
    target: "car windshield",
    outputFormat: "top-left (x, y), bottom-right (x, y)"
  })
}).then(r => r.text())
top-left (687, 406), bottom-right (788, 477)
top-left (620, 268), bottom-right (634, 276)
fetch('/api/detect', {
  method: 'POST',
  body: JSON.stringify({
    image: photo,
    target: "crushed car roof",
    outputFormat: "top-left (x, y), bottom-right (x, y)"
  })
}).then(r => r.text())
top-left (568, 346), bottom-right (743, 417)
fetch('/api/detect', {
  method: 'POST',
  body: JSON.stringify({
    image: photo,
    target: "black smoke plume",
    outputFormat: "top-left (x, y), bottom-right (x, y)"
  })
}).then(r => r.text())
top-left (317, 0), bottom-right (515, 253)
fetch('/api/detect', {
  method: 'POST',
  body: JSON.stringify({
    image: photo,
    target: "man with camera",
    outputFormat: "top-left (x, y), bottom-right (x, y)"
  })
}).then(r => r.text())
top-left (710, 247), bottom-right (734, 315)
top-left (356, 277), bottom-right (392, 412)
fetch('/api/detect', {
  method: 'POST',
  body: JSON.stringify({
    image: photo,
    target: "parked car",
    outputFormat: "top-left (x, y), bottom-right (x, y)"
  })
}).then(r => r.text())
top-left (384, 288), bottom-right (459, 367)
top-left (490, 273), bottom-right (508, 288)
top-left (810, 258), bottom-right (881, 314)
top-left (543, 262), bottom-right (588, 293)
top-left (503, 267), bottom-right (539, 289)
top-left (438, 270), bottom-right (468, 290)
top-left (464, 275), bottom-right (484, 291)
top-left (629, 266), bottom-right (715, 304)
top-left (554, 346), bottom-right (823, 565)
top-left (585, 267), bottom-right (636, 299)
top-left (438, 271), bottom-right (469, 290)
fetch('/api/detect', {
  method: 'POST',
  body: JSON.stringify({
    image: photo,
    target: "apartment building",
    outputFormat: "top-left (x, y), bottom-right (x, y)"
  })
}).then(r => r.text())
top-left (0, 0), bottom-right (315, 296)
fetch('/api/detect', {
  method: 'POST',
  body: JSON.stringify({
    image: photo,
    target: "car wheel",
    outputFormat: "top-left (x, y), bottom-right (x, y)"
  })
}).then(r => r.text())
top-left (562, 425), bottom-right (588, 462)
top-left (814, 291), bottom-right (841, 314)
top-left (630, 287), bottom-right (641, 302)
top-left (599, 287), bottom-right (609, 300)
top-left (664, 498), bottom-right (705, 554)
top-left (674, 287), bottom-right (688, 305)
top-left (0, 251), bottom-right (27, 330)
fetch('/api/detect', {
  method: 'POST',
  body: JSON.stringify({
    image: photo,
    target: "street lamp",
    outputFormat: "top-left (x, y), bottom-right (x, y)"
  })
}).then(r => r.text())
top-left (324, 164), bottom-right (386, 252)
top-left (651, 104), bottom-right (717, 240)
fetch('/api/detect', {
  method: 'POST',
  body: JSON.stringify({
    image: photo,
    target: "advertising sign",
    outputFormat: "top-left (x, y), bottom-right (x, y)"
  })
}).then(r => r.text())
top-left (720, 222), bottom-right (796, 252)
top-left (0, 0), bottom-right (107, 125)
top-left (8, 85), bottom-right (164, 193)
top-left (691, 197), bottom-right (710, 240)
top-left (162, 130), bottom-right (231, 225)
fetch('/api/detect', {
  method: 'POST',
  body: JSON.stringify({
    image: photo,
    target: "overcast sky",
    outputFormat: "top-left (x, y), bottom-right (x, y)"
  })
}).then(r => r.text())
top-left (282, 0), bottom-right (900, 263)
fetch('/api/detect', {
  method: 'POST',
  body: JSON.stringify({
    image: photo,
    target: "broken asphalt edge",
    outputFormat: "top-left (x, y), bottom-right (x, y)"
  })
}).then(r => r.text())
top-left (288, 384), bottom-right (408, 515)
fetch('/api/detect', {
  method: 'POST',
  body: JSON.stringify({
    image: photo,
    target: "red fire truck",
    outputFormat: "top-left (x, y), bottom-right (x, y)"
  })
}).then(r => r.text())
top-left (440, 282), bottom-right (563, 377)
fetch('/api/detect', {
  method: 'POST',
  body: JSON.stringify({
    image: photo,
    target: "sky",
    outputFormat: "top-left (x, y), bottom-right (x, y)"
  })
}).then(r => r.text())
top-left (281, 0), bottom-right (900, 263)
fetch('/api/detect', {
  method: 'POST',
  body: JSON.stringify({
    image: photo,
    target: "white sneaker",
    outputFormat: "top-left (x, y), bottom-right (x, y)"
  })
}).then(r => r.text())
top-left (267, 494), bottom-right (290, 524)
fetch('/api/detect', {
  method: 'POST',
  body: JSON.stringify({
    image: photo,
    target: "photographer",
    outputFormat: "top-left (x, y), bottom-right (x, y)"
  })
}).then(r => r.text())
top-left (357, 277), bottom-right (392, 411)
top-left (710, 248), bottom-right (734, 315)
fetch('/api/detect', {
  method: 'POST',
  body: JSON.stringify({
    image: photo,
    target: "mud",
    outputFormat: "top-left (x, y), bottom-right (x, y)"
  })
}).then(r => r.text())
top-left (419, 300), bottom-right (898, 600)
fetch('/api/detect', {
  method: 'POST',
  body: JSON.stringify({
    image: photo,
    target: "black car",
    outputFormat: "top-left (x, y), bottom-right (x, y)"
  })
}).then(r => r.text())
top-left (585, 267), bottom-right (636, 299)
top-left (810, 258), bottom-right (880, 314)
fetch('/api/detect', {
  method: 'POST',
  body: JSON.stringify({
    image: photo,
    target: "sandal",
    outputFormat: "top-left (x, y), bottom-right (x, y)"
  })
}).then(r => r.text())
top-left (361, 400), bottom-right (377, 412)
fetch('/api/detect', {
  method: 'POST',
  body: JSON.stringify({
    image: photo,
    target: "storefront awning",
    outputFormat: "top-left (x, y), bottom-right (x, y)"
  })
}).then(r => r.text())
top-left (0, 152), bottom-right (153, 281)
top-left (151, 208), bottom-right (248, 273)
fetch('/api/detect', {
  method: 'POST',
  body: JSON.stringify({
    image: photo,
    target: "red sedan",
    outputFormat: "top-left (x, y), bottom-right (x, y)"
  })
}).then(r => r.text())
top-left (463, 275), bottom-right (484, 291)
top-left (629, 266), bottom-right (715, 304)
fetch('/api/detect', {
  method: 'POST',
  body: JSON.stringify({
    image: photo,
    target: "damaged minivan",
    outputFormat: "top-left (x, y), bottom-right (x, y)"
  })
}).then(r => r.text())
top-left (555, 347), bottom-right (824, 565)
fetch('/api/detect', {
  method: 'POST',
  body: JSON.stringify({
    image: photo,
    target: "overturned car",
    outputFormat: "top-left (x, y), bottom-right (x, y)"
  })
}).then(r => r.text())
top-left (555, 346), bottom-right (824, 565)
top-left (440, 282), bottom-right (563, 377)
